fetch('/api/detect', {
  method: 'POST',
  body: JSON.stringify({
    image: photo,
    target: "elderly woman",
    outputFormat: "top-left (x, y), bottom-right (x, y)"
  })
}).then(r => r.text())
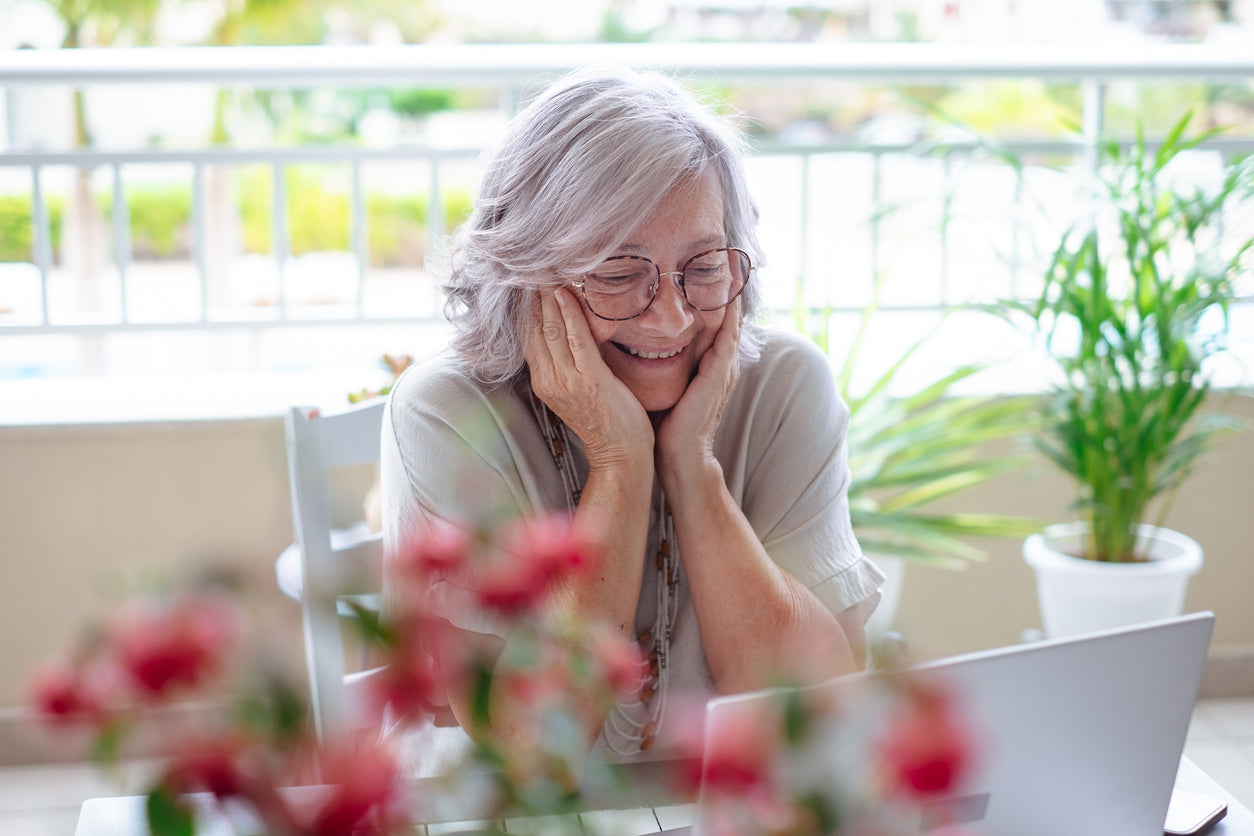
top-left (381, 67), bottom-right (883, 764)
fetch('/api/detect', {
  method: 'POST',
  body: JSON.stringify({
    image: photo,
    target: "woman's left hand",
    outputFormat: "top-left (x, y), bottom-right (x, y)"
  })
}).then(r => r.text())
top-left (655, 297), bottom-right (742, 484)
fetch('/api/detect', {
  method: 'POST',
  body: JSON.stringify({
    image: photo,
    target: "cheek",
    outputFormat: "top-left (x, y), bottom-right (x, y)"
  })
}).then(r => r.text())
top-left (692, 309), bottom-right (727, 357)
top-left (586, 316), bottom-right (618, 349)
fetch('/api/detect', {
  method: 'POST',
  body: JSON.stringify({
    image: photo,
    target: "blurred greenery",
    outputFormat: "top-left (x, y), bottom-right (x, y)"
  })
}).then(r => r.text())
top-left (92, 185), bottom-right (193, 259)
top-left (387, 88), bottom-right (457, 118)
top-left (0, 195), bottom-right (65, 263)
top-left (234, 167), bottom-right (473, 263)
top-left (0, 172), bottom-right (472, 267)
top-left (933, 81), bottom-right (1079, 139)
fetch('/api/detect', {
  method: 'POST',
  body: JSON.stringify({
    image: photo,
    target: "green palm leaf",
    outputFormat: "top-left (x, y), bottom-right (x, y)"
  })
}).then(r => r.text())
top-left (1008, 112), bottom-right (1252, 561)
top-left (835, 284), bottom-right (1047, 566)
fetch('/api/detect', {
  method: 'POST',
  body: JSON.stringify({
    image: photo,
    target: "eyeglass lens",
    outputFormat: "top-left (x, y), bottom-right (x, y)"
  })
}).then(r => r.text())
top-left (581, 248), bottom-right (750, 320)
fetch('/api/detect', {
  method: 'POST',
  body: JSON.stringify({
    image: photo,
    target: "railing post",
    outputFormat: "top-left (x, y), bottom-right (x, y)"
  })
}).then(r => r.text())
top-left (1082, 77), bottom-right (1106, 176)
top-left (940, 150), bottom-right (953, 306)
top-left (192, 161), bottom-right (209, 322)
top-left (799, 151), bottom-right (811, 312)
top-left (112, 163), bottom-right (130, 323)
top-left (3, 85), bottom-right (15, 152)
top-left (31, 163), bottom-right (51, 326)
top-left (427, 158), bottom-right (444, 277)
top-left (272, 163), bottom-right (289, 317)
top-left (1009, 165), bottom-right (1024, 299)
top-left (869, 152), bottom-right (882, 299)
top-left (351, 159), bottom-right (367, 316)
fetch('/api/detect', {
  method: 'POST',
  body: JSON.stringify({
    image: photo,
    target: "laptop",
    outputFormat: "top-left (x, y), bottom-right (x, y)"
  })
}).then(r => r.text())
top-left (676, 612), bottom-right (1214, 836)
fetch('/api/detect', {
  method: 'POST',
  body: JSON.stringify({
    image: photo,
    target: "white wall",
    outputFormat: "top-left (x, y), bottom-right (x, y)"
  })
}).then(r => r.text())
top-left (2, 395), bottom-right (1251, 760)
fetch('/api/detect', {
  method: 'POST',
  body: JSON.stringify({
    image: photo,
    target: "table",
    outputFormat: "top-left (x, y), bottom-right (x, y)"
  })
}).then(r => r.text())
top-left (75, 757), bottom-right (1252, 836)
top-left (1175, 758), bottom-right (1254, 835)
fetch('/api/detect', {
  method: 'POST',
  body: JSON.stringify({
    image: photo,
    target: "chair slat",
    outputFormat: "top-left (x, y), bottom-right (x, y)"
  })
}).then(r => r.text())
top-left (284, 397), bottom-right (388, 744)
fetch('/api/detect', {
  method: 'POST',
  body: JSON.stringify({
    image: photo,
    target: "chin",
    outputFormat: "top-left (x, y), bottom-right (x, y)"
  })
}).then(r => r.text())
top-left (641, 399), bottom-right (680, 416)
top-left (631, 385), bottom-right (686, 414)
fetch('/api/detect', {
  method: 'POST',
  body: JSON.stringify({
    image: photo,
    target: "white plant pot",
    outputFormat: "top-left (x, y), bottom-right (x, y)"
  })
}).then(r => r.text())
top-left (1022, 522), bottom-right (1203, 639)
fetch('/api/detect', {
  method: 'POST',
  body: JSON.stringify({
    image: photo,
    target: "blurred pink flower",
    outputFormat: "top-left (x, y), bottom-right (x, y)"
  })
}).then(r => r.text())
top-left (473, 514), bottom-right (592, 616)
top-left (29, 508), bottom-right (981, 836)
top-left (675, 699), bottom-right (778, 798)
top-left (500, 514), bottom-right (592, 579)
top-left (877, 681), bottom-right (974, 798)
top-left (391, 518), bottom-right (473, 582)
top-left (500, 655), bottom-right (572, 710)
top-left (298, 740), bottom-right (406, 836)
top-left (366, 611), bottom-right (456, 725)
top-left (590, 629), bottom-right (649, 697)
top-left (164, 734), bottom-right (252, 799)
top-left (110, 593), bottom-right (240, 699)
top-left (27, 656), bottom-right (112, 727)
top-left (472, 554), bottom-right (551, 616)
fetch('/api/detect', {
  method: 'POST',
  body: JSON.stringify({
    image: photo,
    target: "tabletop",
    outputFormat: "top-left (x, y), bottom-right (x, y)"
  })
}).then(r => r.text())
top-left (1175, 758), bottom-right (1254, 835)
top-left (76, 757), bottom-right (1252, 836)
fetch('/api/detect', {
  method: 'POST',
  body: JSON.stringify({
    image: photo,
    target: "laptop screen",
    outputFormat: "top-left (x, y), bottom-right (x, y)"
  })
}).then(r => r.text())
top-left (692, 613), bottom-right (1213, 836)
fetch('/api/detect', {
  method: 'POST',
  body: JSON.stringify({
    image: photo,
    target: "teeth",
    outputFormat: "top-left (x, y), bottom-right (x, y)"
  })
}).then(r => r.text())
top-left (628, 346), bottom-right (681, 360)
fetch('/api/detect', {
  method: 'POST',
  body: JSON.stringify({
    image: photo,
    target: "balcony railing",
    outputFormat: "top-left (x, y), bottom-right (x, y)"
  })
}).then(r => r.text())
top-left (1, 43), bottom-right (1252, 421)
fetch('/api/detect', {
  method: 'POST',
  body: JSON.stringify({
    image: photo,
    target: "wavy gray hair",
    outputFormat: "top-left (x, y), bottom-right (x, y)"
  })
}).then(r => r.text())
top-left (441, 66), bottom-right (764, 385)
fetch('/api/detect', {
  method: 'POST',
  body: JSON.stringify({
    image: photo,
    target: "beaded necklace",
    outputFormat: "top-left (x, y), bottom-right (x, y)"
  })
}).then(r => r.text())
top-left (526, 388), bottom-right (680, 755)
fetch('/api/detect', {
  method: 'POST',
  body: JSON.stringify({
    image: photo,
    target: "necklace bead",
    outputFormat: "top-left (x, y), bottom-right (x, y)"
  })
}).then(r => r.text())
top-left (528, 383), bottom-right (678, 756)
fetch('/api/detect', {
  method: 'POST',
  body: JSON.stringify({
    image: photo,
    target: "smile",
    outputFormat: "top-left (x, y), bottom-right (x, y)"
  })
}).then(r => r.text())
top-left (624, 345), bottom-right (684, 360)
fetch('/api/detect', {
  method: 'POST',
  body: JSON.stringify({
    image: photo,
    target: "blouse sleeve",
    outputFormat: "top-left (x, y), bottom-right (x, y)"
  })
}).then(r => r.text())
top-left (718, 331), bottom-right (885, 632)
top-left (380, 358), bottom-right (539, 639)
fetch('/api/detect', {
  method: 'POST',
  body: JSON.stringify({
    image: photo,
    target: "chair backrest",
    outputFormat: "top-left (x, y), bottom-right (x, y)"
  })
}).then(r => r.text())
top-left (285, 397), bottom-right (387, 743)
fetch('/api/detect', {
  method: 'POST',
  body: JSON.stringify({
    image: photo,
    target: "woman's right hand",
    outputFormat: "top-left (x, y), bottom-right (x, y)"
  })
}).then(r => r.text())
top-left (524, 287), bottom-right (654, 470)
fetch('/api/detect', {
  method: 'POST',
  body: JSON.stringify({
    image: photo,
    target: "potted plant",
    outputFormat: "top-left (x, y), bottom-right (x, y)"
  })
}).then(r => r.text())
top-left (802, 298), bottom-right (1044, 642)
top-left (1013, 114), bottom-right (1252, 637)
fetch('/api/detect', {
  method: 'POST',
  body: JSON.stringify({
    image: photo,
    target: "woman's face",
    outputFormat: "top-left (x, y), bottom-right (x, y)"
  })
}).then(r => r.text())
top-left (579, 168), bottom-right (732, 414)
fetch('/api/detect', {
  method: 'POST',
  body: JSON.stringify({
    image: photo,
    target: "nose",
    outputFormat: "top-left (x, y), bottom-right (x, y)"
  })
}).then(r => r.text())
top-left (640, 270), bottom-right (694, 333)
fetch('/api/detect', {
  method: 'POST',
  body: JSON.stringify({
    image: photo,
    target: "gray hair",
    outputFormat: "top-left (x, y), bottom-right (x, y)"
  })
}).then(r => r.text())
top-left (441, 66), bottom-right (764, 385)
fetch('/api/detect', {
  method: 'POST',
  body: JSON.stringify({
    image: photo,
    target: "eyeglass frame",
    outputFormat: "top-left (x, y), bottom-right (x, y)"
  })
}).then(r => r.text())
top-left (570, 246), bottom-right (754, 322)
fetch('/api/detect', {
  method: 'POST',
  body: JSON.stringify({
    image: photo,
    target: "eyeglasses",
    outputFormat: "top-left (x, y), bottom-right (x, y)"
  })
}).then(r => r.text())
top-left (571, 247), bottom-right (753, 321)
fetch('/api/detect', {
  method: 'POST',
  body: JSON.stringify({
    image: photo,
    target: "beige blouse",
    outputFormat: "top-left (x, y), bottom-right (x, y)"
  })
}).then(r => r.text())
top-left (380, 327), bottom-right (884, 764)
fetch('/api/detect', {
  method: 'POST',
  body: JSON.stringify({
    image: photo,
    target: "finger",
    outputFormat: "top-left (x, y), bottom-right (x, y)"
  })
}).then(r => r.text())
top-left (531, 289), bottom-right (575, 370)
top-left (553, 287), bottom-right (603, 374)
top-left (525, 294), bottom-right (572, 406)
top-left (702, 299), bottom-right (742, 375)
top-left (523, 292), bottom-right (551, 372)
top-left (725, 299), bottom-right (744, 367)
top-left (726, 296), bottom-right (744, 345)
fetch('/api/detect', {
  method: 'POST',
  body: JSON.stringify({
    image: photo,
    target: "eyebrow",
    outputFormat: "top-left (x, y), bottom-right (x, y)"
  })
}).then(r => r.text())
top-left (615, 236), bottom-right (726, 256)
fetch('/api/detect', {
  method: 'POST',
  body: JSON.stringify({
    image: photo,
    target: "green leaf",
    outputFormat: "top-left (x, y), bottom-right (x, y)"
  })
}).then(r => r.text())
top-left (90, 718), bottom-right (129, 766)
top-left (234, 669), bottom-right (308, 746)
top-left (1011, 112), bottom-right (1252, 559)
top-left (470, 661), bottom-right (494, 731)
top-left (146, 786), bottom-right (195, 836)
top-left (346, 597), bottom-right (392, 646)
top-left (834, 297), bottom-right (1045, 566)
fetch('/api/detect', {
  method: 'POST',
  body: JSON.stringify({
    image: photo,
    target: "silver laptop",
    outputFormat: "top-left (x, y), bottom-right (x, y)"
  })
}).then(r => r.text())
top-left (681, 612), bottom-right (1214, 836)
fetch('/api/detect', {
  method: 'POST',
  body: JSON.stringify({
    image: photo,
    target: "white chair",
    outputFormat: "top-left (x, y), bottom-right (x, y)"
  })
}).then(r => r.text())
top-left (283, 397), bottom-right (388, 743)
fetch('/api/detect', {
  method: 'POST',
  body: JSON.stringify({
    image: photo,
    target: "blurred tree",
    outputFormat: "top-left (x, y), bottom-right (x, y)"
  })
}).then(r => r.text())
top-left (194, 0), bottom-right (442, 305)
top-left (34, 0), bottom-right (445, 314)
top-left (202, 0), bottom-right (442, 145)
top-left (32, 0), bottom-right (164, 323)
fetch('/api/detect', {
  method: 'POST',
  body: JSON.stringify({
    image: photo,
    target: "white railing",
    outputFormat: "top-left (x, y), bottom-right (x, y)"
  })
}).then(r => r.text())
top-left (1, 43), bottom-right (1252, 419)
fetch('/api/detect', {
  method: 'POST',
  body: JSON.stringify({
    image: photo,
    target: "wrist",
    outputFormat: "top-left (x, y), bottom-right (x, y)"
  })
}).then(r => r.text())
top-left (658, 452), bottom-right (724, 505)
top-left (585, 443), bottom-right (655, 484)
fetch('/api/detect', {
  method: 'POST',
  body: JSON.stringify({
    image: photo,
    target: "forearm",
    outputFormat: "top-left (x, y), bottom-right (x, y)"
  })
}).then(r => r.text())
top-left (553, 456), bottom-right (655, 635)
top-left (442, 629), bottom-right (608, 787)
top-left (664, 460), bottom-right (855, 693)
top-left (450, 456), bottom-right (655, 769)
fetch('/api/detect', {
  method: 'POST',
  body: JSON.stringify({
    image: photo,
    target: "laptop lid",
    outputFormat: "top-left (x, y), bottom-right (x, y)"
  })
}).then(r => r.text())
top-left (692, 612), bottom-right (1214, 836)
